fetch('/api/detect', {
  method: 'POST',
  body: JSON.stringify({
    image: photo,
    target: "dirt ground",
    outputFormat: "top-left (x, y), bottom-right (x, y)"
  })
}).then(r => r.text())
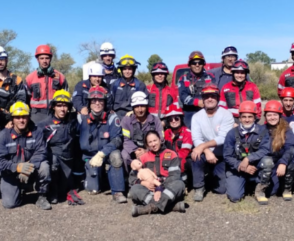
top-left (1, 189), bottom-right (294, 241)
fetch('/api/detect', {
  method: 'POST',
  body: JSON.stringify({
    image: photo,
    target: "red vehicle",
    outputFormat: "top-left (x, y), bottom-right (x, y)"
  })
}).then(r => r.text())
top-left (171, 63), bottom-right (222, 89)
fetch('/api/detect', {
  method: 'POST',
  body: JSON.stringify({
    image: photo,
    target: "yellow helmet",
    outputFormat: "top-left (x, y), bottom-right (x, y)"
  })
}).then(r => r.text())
top-left (116, 54), bottom-right (140, 68)
top-left (9, 101), bottom-right (30, 116)
top-left (52, 89), bottom-right (72, 103)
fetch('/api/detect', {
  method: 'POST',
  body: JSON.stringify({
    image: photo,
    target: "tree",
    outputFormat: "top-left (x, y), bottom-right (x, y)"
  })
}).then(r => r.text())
top-left (47, 43), bottom-right (75, 74)
top-left (147, 54), bottom-right (163, 72)
top-left (0, 29), bottom-right (32, 75)
top-left (246, 51), bottom-right (276, 65)
top-left (79, 40), bottom-right (102, 63)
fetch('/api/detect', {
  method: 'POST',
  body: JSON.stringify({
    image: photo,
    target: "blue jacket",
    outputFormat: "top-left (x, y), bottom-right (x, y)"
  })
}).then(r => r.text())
top-left (224, 124), bottom-right (271, 171)
top-left (178, 70), bottom-right (216, 112)
top-left (38, 115), bottom-right (78, 159)
top-left (79, 112), bottom-right (122, 160)
top-left (72, 79), bottom-right (113, 112)
top-left (0, 123), bottom-right (47, 172)
top-left (103, 67), bottom-right (121, 89)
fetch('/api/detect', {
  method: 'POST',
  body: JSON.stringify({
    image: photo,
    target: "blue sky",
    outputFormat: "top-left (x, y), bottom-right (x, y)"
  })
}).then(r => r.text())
top-left (2, 0), bottom-right (294, 71)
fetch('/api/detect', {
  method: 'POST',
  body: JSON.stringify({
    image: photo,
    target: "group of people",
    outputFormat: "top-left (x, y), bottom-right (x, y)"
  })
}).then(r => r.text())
top-left (0, 41), bottom-right (294, 217)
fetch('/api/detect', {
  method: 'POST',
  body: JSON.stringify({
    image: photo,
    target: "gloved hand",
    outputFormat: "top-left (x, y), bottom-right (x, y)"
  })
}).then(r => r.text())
top-left (89, 151), bottom-right (105, 167)
top-left (125, 111), bottom-right (133, 117)
top-left (67, 190), bottom-right (85, 205)
top-left (18, 173), bottom-right (29, 183)
top-left (16, 162), bottom-right (35, 175)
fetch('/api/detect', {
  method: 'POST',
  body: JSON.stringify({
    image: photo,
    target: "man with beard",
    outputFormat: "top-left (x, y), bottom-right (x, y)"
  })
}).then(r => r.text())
top-left (121, 91), bottom-right (163, 172)
top-left (0, 46), bottom-right (28, 129)
top-left (190, 84), bottom-right (234, 202)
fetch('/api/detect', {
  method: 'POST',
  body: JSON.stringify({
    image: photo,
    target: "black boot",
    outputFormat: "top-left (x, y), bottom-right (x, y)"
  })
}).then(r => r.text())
top-left (283, 169), bottom-right (294, 201)
top-left (132, 203), bottom-right (158, 217)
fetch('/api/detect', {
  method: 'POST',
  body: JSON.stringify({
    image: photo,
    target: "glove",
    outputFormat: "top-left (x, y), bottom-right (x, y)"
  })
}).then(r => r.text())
top-left (89, 151), bottom-right (105, 167)
top-left (18, 173), bottom-right (29, 183)
top-left (16, 162), bottom-right (35, 175)
top-left (125, 111), bottom-right (133, 117)
top-left (67, 190), bottom-right (85, 205)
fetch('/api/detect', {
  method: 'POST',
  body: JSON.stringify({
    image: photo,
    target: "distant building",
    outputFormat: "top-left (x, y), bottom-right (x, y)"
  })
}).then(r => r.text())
top-left (271, 57), bottom-right (293, 70)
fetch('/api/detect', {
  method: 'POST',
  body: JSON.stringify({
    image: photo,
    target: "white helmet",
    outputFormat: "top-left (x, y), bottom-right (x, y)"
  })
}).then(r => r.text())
top-left (0, 46), bottom-right (8, 58)
top-left (131, 91), bottom-right (148, 107)
top-left (88, 63), bottom-right (105, 76)
top-left (100, 42), bottom-right (116, 56)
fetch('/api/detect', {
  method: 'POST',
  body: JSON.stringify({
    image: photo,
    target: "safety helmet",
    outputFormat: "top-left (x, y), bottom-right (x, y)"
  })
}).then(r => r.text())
top-left (231, 59), bottom-right (250, 74)
top-left (188, 51), bottom-right (206, 66)
top-left (10, 101), bottom-right (30, 116)
top-left (116, 54), bottom-right (140, 68)
top-left (0, 46), bottom-right (8, 58)
top-left (201, 83), bottom-right (220, 96)
top-left (280, 87), bottom-right (294, 98)
top-left (87, 86), bottom-right (107, 100)
top-left (264, 100), bottom-right (283, 114)
top-left (221, 46), bottom-right (238, 58)
top-left (290, 43), bottom-right (294, 53)
top-left (165, 102), bottom-right (184, 118)
top-left (239, 101), bottom-right (258, 114)
top-left (88, 63), bottom-right (105, 76)
top-left (131, 91), bottom-right (148, 107)
top-left (100, 42), bottom-right (116, 56)
top-left (151, 62), bottom-right (169, 75)
top-left (52, 89), bottom-right (72, 103)
top-left (35, 45), bottom-right (52, 58)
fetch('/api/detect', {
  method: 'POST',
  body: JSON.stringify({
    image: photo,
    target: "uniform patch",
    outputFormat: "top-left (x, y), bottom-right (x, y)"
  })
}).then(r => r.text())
top-left (104, 132), bottom-right (109, 138)
top-left (115, 117), bottom-right (120, 127)
top-left (82, 83), bottom-right (87, 88)
top-left (27, 131), bottom-right (32, 137)
top-left (164, 152), bottom-right (172, 159)
top-left (11, 134), bottom-right (17, 139)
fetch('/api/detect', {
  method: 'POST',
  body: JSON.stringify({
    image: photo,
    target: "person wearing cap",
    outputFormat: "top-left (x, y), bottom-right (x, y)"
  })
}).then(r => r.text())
top-left (0, 101), bottom-right (51, 210)
top-left (0, 46), bottom-right (28, 130)
top-left (99, 42), bottom-right (120, 89)
top-left (224, 101), bottom-right (272, 204)
top-left (78, 86), bottom-right (127, 203)
top-left (111, 55), bottom-right (148, 120)
top-left (190, 84), bottom-right (234, 202)
top-left (25, 45), bottom-right (68, 124)
top-left (219, 59), bottom-right (262, 123)
top-left (73, 63), bottom-right (113, 117)
top-left (38, 90), bottom-right (84, 206)
top-left (121, 91), bottom-right (164, 172)
top-left (164, 102), bottom-right (193, 181)
top-left (147, 62), bottom-right (177, 126)
top-left (263, 100), bottom-right (294, 201)
top-left (279, 87), bottom-right (294, 124)
top-left (277, 43), bottom-right (294, 96)
top-left (178, 51), bottom-right (216, 129)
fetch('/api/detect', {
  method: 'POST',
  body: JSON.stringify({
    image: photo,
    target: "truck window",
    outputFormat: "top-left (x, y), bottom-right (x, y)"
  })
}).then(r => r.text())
top-left (175, 68), bottom-right (190, 84)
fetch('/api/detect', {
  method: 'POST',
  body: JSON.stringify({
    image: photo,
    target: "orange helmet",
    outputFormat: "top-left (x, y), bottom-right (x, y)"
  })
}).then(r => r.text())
top-left (35, 45), bottom-right (52, 57)
top-left (201, 83), bottom-right (220, 96)
top-left (280, 87), bottom-right (294, 98)
top-left (264, 100), bottom-right (283, 114)
top-left (188, 51), bottom-right (206, 65)
top-left (239, 101), bottom-right (258, 114)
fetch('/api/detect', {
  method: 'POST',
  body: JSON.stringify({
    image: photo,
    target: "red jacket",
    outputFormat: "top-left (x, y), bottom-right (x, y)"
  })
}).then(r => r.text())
top-left (164, 126), bottom-right (192, 172)
top-left (147, 84), bottom-right (177, 119)
top-left (219, 81), bottom-right (262, 119)
top-left (278, 65), bottom-right (294, 96)
top-left (25, 69), bottom-right (68, 109)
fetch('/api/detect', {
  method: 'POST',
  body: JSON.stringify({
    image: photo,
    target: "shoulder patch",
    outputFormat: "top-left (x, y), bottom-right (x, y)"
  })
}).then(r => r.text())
top-left (164, 152), bottom-right (172, 159)
top-left (115, 117), bottom-right (121, 127)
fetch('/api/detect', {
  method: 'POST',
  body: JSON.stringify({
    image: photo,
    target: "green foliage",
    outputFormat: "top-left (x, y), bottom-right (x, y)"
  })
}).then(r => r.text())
top-left (147, 54), bottom-right (163, 72)
top-left (246, 51), bottom-right (276, 66)
top-left (136, 71), bottom-right (152, 85)
top-left (65, 67), bottom-right (83, 93)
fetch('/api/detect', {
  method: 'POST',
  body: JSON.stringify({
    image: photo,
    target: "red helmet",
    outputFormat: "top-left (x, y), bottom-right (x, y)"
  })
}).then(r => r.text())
top-left (35, 45), bottom-right (52, 57)
top-left (280, 87), bottom-right (294, 98)
top-left (290, 43), bottom-right (294, 53)
top-left (165, 102), bottom-right (184, 118)
top-left (231, 59), bottom-right (250, 74)
top-left (87, 86), bottom-right (107, 100)
top-left (264, 100), bottom-right (283, 114)
top-left (239, 101), bottom-right (258, 114)
top-left (188, 51), bottom-right (206, 66)
top-left (151, 62), bottom-right (169, 74)
top-left (201, 83), bottom-right (220, 96)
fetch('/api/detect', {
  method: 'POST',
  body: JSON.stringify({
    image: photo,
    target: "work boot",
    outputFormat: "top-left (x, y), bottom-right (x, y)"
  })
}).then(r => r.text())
top-left (194, 187), bottom-right (205, 202)
top-left (255, 183), bottom-right (268, 205)
top-left (172, 201), bottom-right (185, 213)
top-left (282, 189), bottom-right (292, 201)
top-left (132, 203), bottom-right (158, 217)
top-left (36, 195), bottom-right (52, 210)
top-left (113, 192), bottom-right (127, 203)
top-left (88, 190), bottom-right (99, 195)
top-left (50, 194), bottom-right (58, 204)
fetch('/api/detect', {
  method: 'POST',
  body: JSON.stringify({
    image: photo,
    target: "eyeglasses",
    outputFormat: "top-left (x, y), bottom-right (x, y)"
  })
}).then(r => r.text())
top-left (223, 46), bottom-right (237, 53)
top-left (91, 98), bottom-right (104, 104)
top-left (190, 60), bottom-right (205, 66)
top-left (168, 116), bottom-right (180, 122)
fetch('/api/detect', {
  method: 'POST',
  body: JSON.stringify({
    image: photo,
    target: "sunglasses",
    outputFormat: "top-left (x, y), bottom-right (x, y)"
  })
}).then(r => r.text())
top-left (168, 116), bottom-right (180, 122)
top-left (91, 98), bottom-right (104, 104)
top-left (190, 60), bottom-right (205, 66)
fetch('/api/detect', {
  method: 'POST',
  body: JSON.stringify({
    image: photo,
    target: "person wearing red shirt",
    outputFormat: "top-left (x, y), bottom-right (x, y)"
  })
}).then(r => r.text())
top-left (279, 87), bottom-right (294, 124)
